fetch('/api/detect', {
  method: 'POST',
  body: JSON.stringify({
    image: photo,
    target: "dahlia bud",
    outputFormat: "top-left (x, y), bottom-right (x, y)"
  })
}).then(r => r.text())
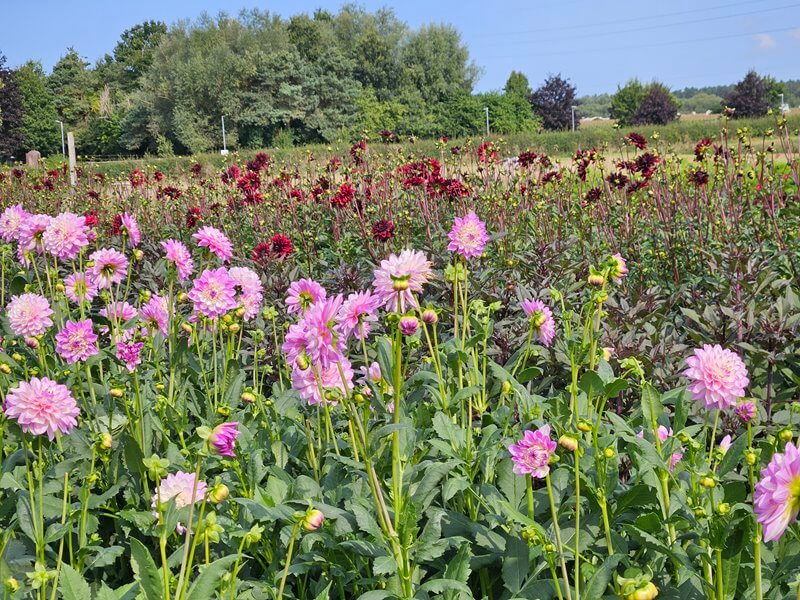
top-left (55, 282), bottom-right (65, 293)
top-left (209, 483), bottom-right (230, 504)
top-left (139, 289), bottom-right (151, 303)
top-left (544, 543), bottom-right (556, 553)
top-left (181, 322), bottom-right (193, 335)
top-left (559, 435), bottom-right (578, 452)
top-left (603, 447), bottom-right (616, 459)
top-left (587, 272), bottom-right (605, 286)
top-left (501, 380), bottom-right (512, 395)
top-left (24, 337), bottom-right (39, 349)
top-left (699, 476), bottom-right (716, 489)
top-left (178, 292), bottom-right (189, 303)
top-left (399, 316), bottom-right (419, 336)
top-left (109, 388), bottom-right (124, 398)
top-left (11, 353), bottom-right (23, 362)
top-left (779, 428), bottom-right (793, 443)
top-left (228, 323), bottom-right (241, 334)
top-left (716, 502), bottom-right (731, 515)
top-left (421, 309), bottom-right (438, 325)
top-left (100, 432), bottom-right (113, 450)
top-left (602, 347), bottom-right (615, 361)
top-left (235, 307), bottom-right (246, 319)
top-left (240, 391), bottom-right (256, 404)
top-left (0, 364), bottom-right (10, 375)
top-left (745, 450), bottom-right (757, 465)
top-left (303, 509), bottom-right (325, 532)
top-left (353, 393), bottom-right (366, 404)
top-left (5, 577), bottom-right (19, 593)
top-left (133, 249), bottom-right (144, 261)
top-left (577, 420), bottom-right (592, 433)
top-left (296, 354), bottom-right (310, 371)
top-left (222, 314), bottom-right (233, 324)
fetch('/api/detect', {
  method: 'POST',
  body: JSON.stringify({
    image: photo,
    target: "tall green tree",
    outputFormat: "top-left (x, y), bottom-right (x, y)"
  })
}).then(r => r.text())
top-left (530, 74), bottom-right (577, 131)
top-left (610, 79), bottom-right (646, 126)
top-left (0, 53), bottom-right (24, 159)
top-left (15, 61), bottom-right (60, 155)
top-left (111, 20), bottom-right (168, 91)
top-left (504, 71), bottom-right (531, 98)
top-left (49, 48), bottom-right (93, 128)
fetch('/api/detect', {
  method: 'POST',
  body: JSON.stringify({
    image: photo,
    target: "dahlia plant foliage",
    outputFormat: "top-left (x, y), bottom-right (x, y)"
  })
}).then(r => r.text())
top-left (0, 122), bottom-right (798, 599)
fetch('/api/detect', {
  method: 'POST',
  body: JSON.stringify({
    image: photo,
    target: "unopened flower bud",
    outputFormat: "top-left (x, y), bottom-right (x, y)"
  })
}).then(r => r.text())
top-left (5, 577), bottom-right (19, 593)
top-left (181, 322), bottom-right (193, 335)
top-left (745, 450), bottom-right (757, 465)
top-left (240, 391), bottom-right (256, 404)
top-left (109, 387), bottom-right (124, 398)
top-left (603, 447), bottom-right (616, 459)
top-left (577, 420), bottom-right (592, 433)
top-left (11, 353), bottom-right (23, 362)
top-left (0, 363), bottom-right (10, 375)
top-left (716, 502), bottom-right (730, 515)
top-left (209, 483), bottom-right (229, 504)
top-left (588, 273), bottom-right (605, 286)
top-left (694, 506), bottom-right (706, 517)
top-left (24, 337), bottom-right (39, 349)
top-left (303, 509), bottom-right (325, 532)
top-left (133, 249), bottom-right (144, 261)
top-left (228, 323), bottom-right (240, 334)
top-left (501, 380), bottom-right (512, 395)
top-left (55, 282), bottom-right (65, 293)
top-left (559, 435), bottom-right (578, 452)
top-left (223, 314), bottom-right (233, 324)
top-left (101, 432), bottom-right (113, 450)
top-left (544, 543), bottom-right (556, 553)
top-left (421, 309), bottom-right (438, 325)
top-left (296, 354), bottom-right (310, 371)
top-left (779, 429), bottom-right (793, 443)
top-left (178, 292), bottom-right (188, 303)
top-left (399, 316), bottom-right (418, 336)
top-left (700, 476), bottom-right (716, 489)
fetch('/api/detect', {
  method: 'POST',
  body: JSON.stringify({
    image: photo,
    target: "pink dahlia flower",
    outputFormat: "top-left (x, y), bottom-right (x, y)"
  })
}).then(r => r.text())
top-left (100, 301), bottom-right (138, 323)
top-left (0, 204), bottom-right (30, 242)
top-left (161, 239), bottom-right (194, 282)
top-left (5, 377), bottom-right (79, 440)
top-left (116, 341), bottom-right (144, 372)
top-left (736, 401), bottom-right (757, 423)
top-left (337, 291), bottom-right (379, 340)
top-left (229, 266), bottom-right (263, 321)
top-left (754, 441), bottom-right (800, 542)
top-left (447, 210), bottom-right (488, 259)
top-left (140, 295), bottom-right (169, 337)
top-left (89, 248), bottom-right (129, 289)
top-left (520, 299), bottom-right (556, 348)
top-left (372, 249), bottom-right (432, 312)
top-left (285, 278), bottom-right (327, 315)
top-left (609, 253), bottom-right (628, 283)
top-left (18, 214), bottom-right (52, 255)
top-left (302, 295), bottom-right (345, 368)
top-left (120, 212), bottom-right (141, 247)
top-left (151, 471), bottom-right (207, 533)
top-left (684, 344), bottom-right (749, 410)
top-left (55, 319), bottom-right (99, 364)
top-left (188, 268), bottom-right (238, 319)
top-left (64, 272), bottom-right (98, 304)
top-left (508, 424), bottom-right (556, 478)
top-left (291, 356), bottom-right (354, 406)
top-left (209, 422), bottom-right (239, 457)
top-left (43, 212), bottom-right (90, 261)
top-left (7, 293), bottom-right (53, 337)
top-left (193, 226), bottom-right (232, 263)
top-left (399, 315), bottom-right (419, 336)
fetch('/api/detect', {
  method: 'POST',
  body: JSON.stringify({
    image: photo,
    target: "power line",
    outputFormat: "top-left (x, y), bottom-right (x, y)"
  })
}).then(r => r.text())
top-left (472, 0), bottom-right (772, 37)
top-left (481, 3), bottom-right (800, 47)
top-left (482, 24), bottom-right (800, 59)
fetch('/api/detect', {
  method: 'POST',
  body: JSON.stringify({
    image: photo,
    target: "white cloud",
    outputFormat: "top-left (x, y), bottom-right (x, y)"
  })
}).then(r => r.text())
top-left (753, 33), bottom-right (776, 49)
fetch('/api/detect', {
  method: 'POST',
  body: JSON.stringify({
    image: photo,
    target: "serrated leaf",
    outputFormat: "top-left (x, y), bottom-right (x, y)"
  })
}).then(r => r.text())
top-left (58, 564), bottom-right (90, 600)
top-left (185, 554), bottom-right (239, 600)
top-left (129, 538), bottom-right (163, 600)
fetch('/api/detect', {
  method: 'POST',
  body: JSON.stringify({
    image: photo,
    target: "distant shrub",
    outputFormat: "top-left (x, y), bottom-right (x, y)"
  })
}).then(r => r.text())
top-left (530, 74), bottom-right (577, 131)
top-left (633, 83), bottom-right (679, 125)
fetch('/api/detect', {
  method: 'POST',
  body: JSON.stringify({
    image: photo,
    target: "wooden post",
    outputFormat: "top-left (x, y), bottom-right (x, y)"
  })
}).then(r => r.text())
top-left (67, 132), bottom-right (77, 187)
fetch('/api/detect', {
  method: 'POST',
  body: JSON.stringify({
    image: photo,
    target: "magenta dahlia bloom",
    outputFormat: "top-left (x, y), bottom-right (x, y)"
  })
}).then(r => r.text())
top-left (116, 341), bottom-right (144, 372)
top-left (302, 295), bottom-right (345, 368)
top-left (399, 315), bottom-right (419, 336)
top-left (18, 214), bottom-right (52, 255)
top-left (193, 226), bottom-right (232, 263)
top-left (0, 204), bottom-right (30, 242)
top-left (520, 299), bottom-right (556, 348)
top-left (754, 441), bottom-right (800, 542)
top-left (188, 268), bottom-right (238, 319)
top-left (161, 239), bottom-right (194, 282)
top-left (140, 295), bottom-right (169, 336)
top-left (4, 377), bottom-right (80, 440)
top-left (89, 248), bottom-right (129, 289)
top-left (7, 293), bottom-right (53, 337)
top-left (43, 212), bottom-right (90, 261)
top-left (736, 400), bottom-right (757, 423)
top-left (64, 272), bottom-right (98, 304)
top-left (282, 320), bottom-right (311, 367)
top-left (120, 212), bottom-right (141, 247)
top-left (55, 319), bottom-right (99, 364)
top-left (684, 344), bottom-right (749, 410)
top-left (151, 471), bottom-right (207, 533)
top-left (508, 425), bottom-right (556, 478)
top-left (229, 266), bottom-right (263, 321)
top-left (291, 356), bottom-right (354, 406)
top-left (100, 301), bottom-right (138, 323)
top-left (447, 210), bottom-right (489, 259)
top-left (209, 422), bottom-right (240, 457)
top-left (337, 290), bottom-right (379, 340)
top-left (372, 249), bottom-right (432, 312)
top-left (286, 278), bottom-right (327, 315)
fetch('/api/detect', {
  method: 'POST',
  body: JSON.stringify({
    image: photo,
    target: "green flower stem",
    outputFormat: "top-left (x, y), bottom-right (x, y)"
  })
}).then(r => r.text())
top-left (545, 474), bottom-right (572, 600)
top-left (270, 313), bottom-right (284, 389)
top-left (747, 422), bottom-right (763, 600)
top-left (392, 307), bottom-right (403, 531)
top-left (708, 410), bottom-right (721, 466)
top-left (174, 454), bottom-right (205, 600)
top-left (48, 472), bottom-right (70, 600)
top-left (77, 448), bottom-right (97, 550)
top-left (715, 548), bottom-right (724, 600)
top-left (510, 322), bottom-right (534, 380)
top-left (573, 453), bottom-right (581, 600)
top-left (548, 557), bottom-right (565, 600)
top-left (229, 536), bottom-right (248, 600)
top-left (526, 477), bottom-right (534, 519)
top-left (277, 522), bottom-right (301, 600)
top-left (155, 480), bottom-right (172, 600)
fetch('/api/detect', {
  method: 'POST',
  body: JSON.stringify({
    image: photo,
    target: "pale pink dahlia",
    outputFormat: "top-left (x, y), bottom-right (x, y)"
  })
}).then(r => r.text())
top-left (161, 239), bottom-right (194, 282)
top-left (684, 344), bottom-right (749, 410)
top-left (7, 293), bottom-right (53, 337)
top-left (151, 471), bottom-right (207, 532)
top-left (337, 290), bottom-right (379, 340)
top-left (209, 422), bottom-right (239, 457)
top-left (229, 266), bottom-right (263, 321)
top-left (140, 295), bottom-right (169, 337)
top-left (372, 249), bottom-right (432, 312)
top-left (5, 377), bottom-right (79, 440)
top-left (18, 214), bottom-right (52, 254)
top-left (64, 272), bottom-right (98, 304)
top-left (120, 212), bottom-right (141, 247)
top-left (520, 299), bottom-right (556, 348)
top-left (447, 210), bottom-right (489, 259)
top-left (302, 295), bottom-right (345, 368)
top-left (291, 356), bottom-right (354, 406)
top-left (188, 268), bottom-right (238, 319)
top-left (43, 212), bottom-right (90, 261)
top-left (100, 301), bottom-right (138, 322)
top-left (754, 441), bottom-right (800, 542)
top-left (193, 226), bottom-right (232, 263)
top-left (89, 248), bottom-right (129, 288)
top-left (285, 279), bottom-right (327, 315)
top-left (55, 319), bottom-right (98, 364)
top-left (116, 341), bottom-right (144, 372)
top-left (508, 425), bottom-right (556, 478)
top-left (0, 204), bottom-right (30, 242)
top-left (609, 253), bottom-right (628, 283)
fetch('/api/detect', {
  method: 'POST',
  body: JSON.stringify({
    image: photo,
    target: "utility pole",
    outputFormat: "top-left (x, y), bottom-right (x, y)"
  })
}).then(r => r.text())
top-left (56, 120), bottom-right (65, 157)
top-left (571, 106), bottom-right (577, 132)
top-left (221, 115), bottom-right (228, 155)
top-left (67, 132), bottom-right (77, 187)
top-left (484, 106), bottom-right (490, 135)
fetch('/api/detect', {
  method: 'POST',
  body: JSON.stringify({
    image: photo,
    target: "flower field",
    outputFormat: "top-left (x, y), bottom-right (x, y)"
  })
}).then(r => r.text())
top-left (0, 117), bottom-right (798, 600)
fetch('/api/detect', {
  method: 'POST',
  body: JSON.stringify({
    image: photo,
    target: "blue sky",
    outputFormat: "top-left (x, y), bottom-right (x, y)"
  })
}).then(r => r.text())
top-left (2, 0), bottom-right (798, 95)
